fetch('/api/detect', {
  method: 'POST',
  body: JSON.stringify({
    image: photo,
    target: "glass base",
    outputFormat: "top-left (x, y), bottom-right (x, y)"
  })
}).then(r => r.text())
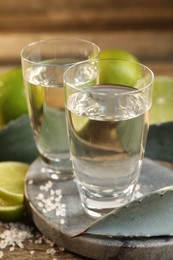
top-left (40, 155), bottom-right (74, 180)
top-left (77, 182), bottom-right (136, 218)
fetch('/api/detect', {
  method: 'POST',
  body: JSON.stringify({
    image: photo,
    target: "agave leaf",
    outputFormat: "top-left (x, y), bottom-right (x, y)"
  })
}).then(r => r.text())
top-left (0, 115), bottom-right (38, 163)
top-left (146, 122), bottom-right (173, 164)
top-left (82, 186), bottom-right (173, 237)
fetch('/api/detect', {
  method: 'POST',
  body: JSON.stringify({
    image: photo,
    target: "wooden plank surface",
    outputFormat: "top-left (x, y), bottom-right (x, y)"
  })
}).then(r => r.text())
top-left (0, 0), bottom-right (173, 32)
top-left (0, 0), bottom-right (173, 259)
top-left (0, 31), bottom-right (173, 77)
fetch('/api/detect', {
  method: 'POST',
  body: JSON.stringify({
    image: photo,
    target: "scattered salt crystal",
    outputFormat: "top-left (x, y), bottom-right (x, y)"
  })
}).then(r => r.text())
top-left (49, 241), bottom-right (54, 247)
top-left (35, 181), bottom-right (66, 224)
top-left (0, 223), bottom-right (34, 250)
top-left (60, 219), bottom-right (65, 225)
top-left (28, 180), bottom-right (33, 185)
top-left (60, 212), bottom-right (66, 217)
top-left (55, 189), bottom-right (61, 195)
top-left (50, 190), bottom-right (55, 195)
top-left (40, 181), bottom-right (53, 191)
top-left (38, 202), bottom-right (44, 208)
top-left (35, 236), bottom-right (43, 244)
top-left (134, 184), bottom-right (143, 199)
top-left (46, 248), bottom-right (56, 255)
top-left (36, 193), bottom-right (44, 200)
top-left (0, 222), bottom-right (66, 258)
top-left (44, 238), bottom-right (54, 245)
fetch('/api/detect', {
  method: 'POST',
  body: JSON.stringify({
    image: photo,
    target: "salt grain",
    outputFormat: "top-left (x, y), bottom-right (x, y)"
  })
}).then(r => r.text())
top-left (0, 222), bottom-right (65, 258)
top-left (35, 237), bottom-right (43, 244)
top-left (35, 181), bottom-right (66, 224)
top-left (0, 223), bottom-right (34, 250)
top-left (40, 180), bottom-right (53, 191)
top-left (30, 250), bottom-right (35, 255)
top-left (46, 248), bottom-right (56, 255)
top-left (38, 202), bottom-right (44, 208)
top-left (60, 219), bottom-right (65, 225)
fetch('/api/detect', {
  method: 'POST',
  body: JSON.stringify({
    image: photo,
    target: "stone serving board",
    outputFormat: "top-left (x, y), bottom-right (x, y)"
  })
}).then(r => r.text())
top-left (25, 157), bottom-right (173, 260)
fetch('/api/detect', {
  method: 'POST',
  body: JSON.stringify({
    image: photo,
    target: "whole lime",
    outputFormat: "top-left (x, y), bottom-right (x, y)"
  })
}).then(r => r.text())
top-left (150, 76), bottom-right (173, 124)
top-left (99, 49), bottom-right (141, 86)
top-left (0, 68), bottom-right (28, 124)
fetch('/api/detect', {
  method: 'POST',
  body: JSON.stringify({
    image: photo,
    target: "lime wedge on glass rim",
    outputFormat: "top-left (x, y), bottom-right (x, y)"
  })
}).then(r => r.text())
top-left (0, 161), bottom-right (29, 221)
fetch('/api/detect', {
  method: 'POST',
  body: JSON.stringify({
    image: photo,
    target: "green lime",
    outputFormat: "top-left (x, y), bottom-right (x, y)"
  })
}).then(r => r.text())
top-left (0, 68), bottom-right (28, 125)
top-left (0, 204), bottom-right (25, 221)
top-left (150, 76), bottom-right (173, 124)
top-left (0, 111), bottom-right (5, 128)
top-left (0, 161), bottom-right (29, 204)
top-left (99, 49), bottom-right (141, 86)
top-left (71, 113), bottom-right (89, 133)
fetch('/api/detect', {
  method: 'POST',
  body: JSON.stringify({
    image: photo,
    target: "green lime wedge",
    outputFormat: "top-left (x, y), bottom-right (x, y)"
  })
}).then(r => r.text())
top-left (150, 76), bottom-right (173, 124)
top-left (0, 204), bottom-right (25, 221)
top-left (0, 161), bottom-right (29, 204)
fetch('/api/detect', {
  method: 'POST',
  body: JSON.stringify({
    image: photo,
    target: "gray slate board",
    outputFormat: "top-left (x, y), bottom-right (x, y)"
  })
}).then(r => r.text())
top-left (25, 157), bottom-right (173, 260)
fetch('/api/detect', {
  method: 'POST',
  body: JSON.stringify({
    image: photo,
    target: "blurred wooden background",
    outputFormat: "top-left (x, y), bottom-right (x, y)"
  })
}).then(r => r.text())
top-left (0, 0), bottom-right (173, 76)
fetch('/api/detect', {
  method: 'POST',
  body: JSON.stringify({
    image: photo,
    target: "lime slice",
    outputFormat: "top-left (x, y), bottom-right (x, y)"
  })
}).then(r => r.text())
top-left (0, 204), bottom-right (25, 221)
top-left (150, 76), bottom-right (173, 124)
top-left (0, 161), bottom-right (29, 204)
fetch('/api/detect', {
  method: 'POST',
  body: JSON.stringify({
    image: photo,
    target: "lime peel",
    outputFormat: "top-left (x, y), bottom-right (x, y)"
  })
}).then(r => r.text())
top-left (0, 204), bottom-right (25, 221)
top-left (99, 49), bottom-right (140, 86)
top-left (0, 188), bottom-right (23, 204)
top-left (0, 68), bottom-right (28, 127)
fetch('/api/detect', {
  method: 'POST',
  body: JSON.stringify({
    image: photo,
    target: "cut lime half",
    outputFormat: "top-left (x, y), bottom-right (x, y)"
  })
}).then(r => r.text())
top-left (0, 204), bottom-right (25, 221)
top-left (0, 161), bottom-right (29, 204)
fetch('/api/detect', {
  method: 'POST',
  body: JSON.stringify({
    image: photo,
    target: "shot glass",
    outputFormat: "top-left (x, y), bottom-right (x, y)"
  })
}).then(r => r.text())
top-left (64, 58), bottom-right (154, 217)
top-left (20, 38), bottom-right (100, 180)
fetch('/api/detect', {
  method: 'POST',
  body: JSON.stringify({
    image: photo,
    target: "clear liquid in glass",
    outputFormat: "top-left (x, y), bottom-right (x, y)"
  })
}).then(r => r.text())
top-left (24, 65), bottom-right (71, 174)
top-left (66, 84), bottom-right (149, 216)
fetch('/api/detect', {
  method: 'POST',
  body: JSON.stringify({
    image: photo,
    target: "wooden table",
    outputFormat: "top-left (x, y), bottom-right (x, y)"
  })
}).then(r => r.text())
top-left (0, 0), bottom-right (173, 259)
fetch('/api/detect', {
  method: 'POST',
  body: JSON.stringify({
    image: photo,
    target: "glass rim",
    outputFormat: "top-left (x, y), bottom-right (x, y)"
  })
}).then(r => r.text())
top-left (63, 58), bottom-right (154, 96)
top-left (20, 38), bottom-right (100, 65)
